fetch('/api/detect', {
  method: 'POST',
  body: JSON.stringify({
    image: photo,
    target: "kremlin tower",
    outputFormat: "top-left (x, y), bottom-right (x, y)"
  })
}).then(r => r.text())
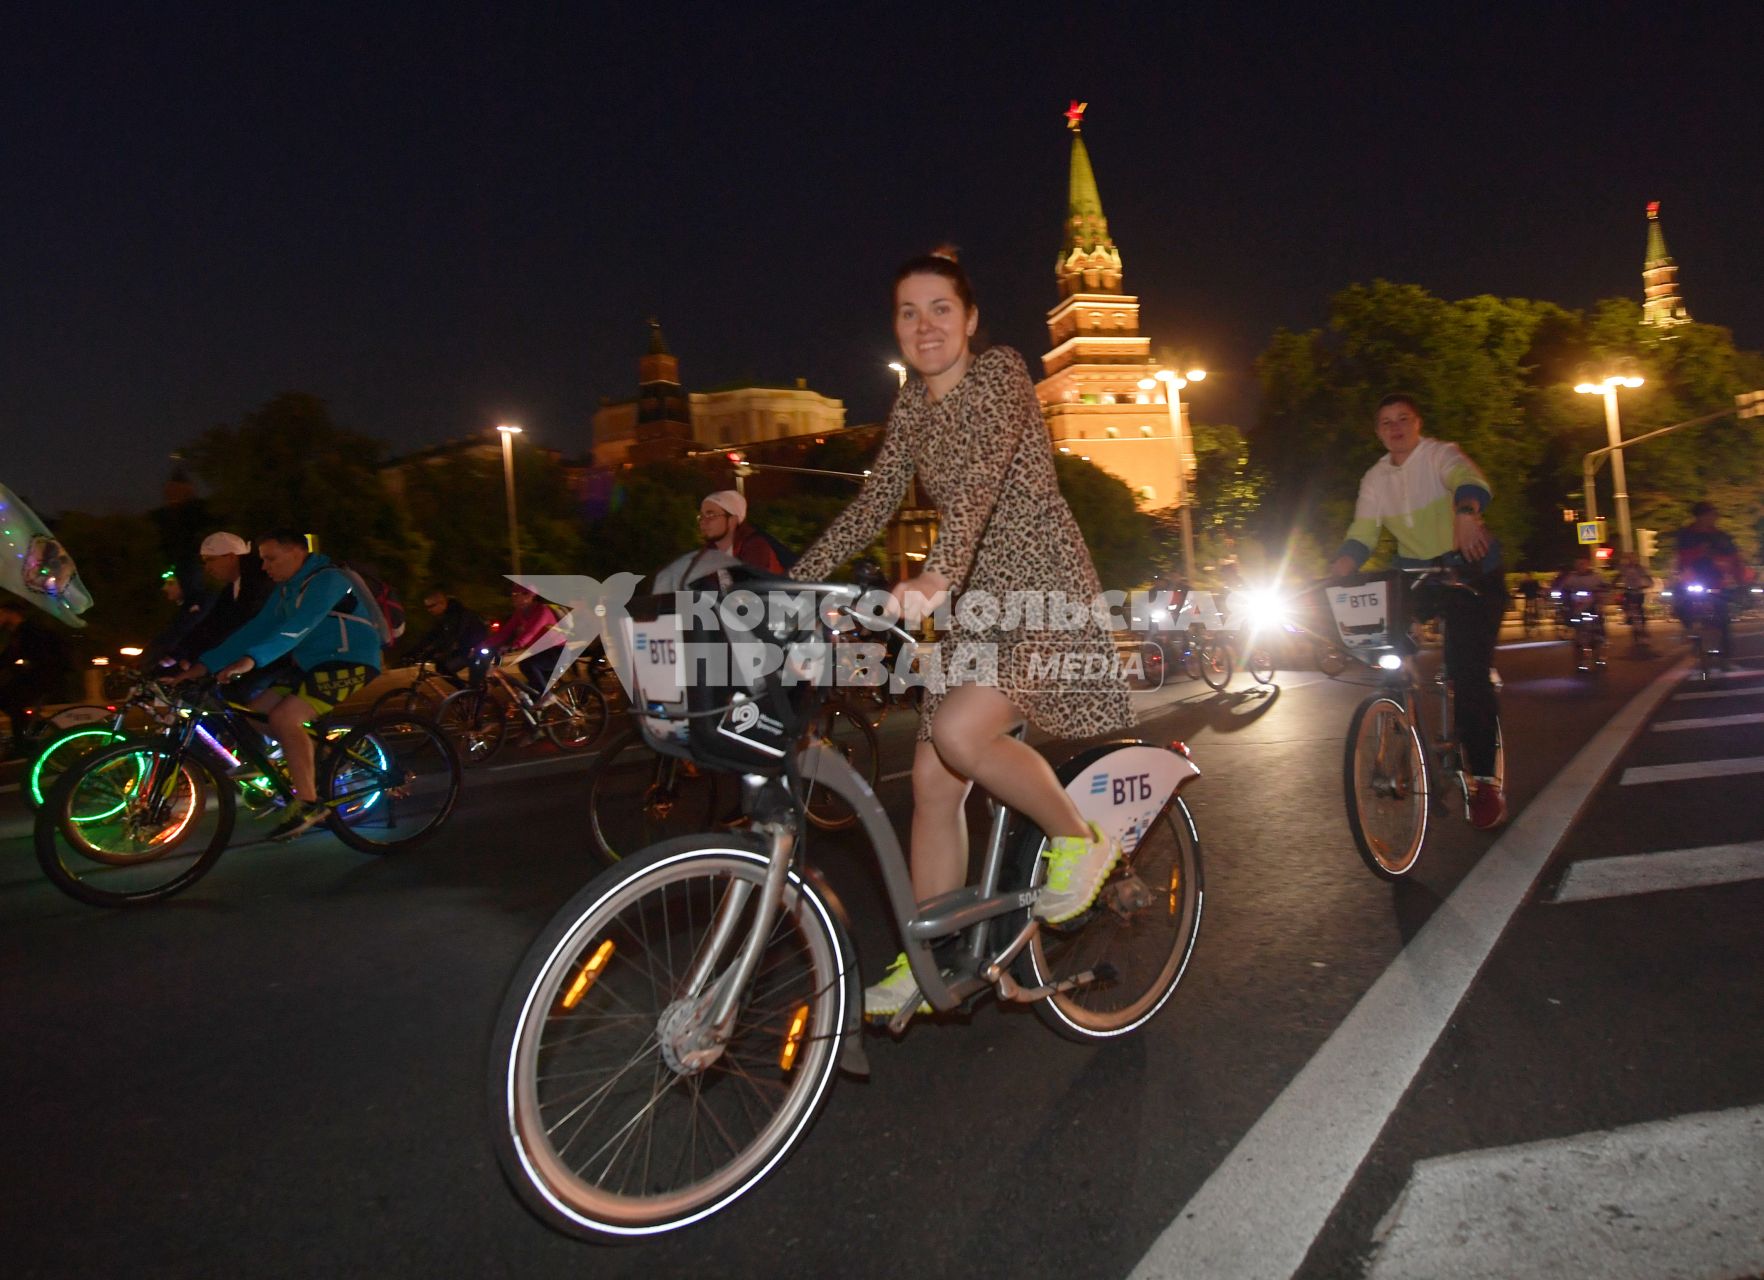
top-left (1641, 201), bottom-right (1691, 330)
top-left (1034, 103), bottom-right (1189, 507)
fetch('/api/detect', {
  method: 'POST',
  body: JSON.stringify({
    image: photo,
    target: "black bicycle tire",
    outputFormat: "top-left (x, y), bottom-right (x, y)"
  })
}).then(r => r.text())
top-left (583, 728), bottom-right (720, 865)
top-left (802, 698), bottom-right (878, 832)
top-left (487, 835), bottom-right (846, 1241)
top-left (1343, 694), bottom-right (1429, 881)
top-left (542, 678), bottom-right (610, 751)
top-left (321, 714), bottom-right (462, 854)
top-left (1248, 649), bottom-right (1276, 684)
top-left (1199, 638), bottom-right (1233, 691)
top-left (436, 687), bottom-right (508, 766)
top-left (36, 737), bottom-right (236, 908)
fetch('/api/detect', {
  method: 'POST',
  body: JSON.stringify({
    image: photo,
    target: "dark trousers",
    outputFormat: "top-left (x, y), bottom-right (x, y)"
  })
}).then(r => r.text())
top-left (1416, 570), bottom-right (1506, 777)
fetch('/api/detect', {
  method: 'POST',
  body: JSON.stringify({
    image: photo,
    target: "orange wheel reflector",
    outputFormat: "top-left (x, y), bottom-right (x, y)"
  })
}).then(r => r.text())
top-left (1168, 863), bottom-right (1182, 916)
top-left (779, 1003), bottom-right (810, 1071)
top-left (560, 939), bottom-right (615, 1011)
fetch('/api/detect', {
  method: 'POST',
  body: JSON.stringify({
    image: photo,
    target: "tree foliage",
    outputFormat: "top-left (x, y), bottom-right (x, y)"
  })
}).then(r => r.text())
top-left (1252, 282), bottom-right (1764, 569)
top-left (1053, 455), bottom-right (1157, 589)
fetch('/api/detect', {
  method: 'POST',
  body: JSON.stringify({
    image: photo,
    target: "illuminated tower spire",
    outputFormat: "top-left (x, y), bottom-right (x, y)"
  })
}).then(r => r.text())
top-left (1057, 101), bottom-right (1123, 298)
top-left (1641, 200), bottom-right (1690, 329)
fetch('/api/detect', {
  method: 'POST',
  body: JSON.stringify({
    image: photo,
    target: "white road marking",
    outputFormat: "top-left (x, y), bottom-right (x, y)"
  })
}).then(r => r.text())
top-left (1650, 712), bottom-right (1764, 731)
top-left (1494, 639), bottom-right (1563, 651)
top-left (1672, 684), bottom-right (1764, 702)
top-left (1367, 1105), bottom-right (1764, 1280)
top-left (1620, 755), bottom-right (1764, 785)
top-left (1552, 840), bottom-right (1764, 902)
top-left (1128, 659), bottom-right (1688, 1280)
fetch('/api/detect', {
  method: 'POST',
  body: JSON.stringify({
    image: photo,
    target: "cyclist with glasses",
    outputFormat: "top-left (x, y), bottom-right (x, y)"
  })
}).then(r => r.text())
top-left (1328, 393), bottom-right (1508, 829)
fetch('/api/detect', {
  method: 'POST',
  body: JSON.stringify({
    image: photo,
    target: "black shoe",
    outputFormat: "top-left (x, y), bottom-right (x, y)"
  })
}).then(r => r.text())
top-left (268, 801), bottom-right (330, 841)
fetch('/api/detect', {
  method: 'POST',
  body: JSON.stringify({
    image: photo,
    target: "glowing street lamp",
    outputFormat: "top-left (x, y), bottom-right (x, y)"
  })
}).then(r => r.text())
top-left (1574, 368), bottom-right (1645, 555)
top-left (1137, 367), bottom-right (1208, 580)
top-left (497, 424), bottom-right (524, 575)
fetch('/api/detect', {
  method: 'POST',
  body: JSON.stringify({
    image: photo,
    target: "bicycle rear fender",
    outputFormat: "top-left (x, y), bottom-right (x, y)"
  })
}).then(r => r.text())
top-left (1057, 739), bottom-right (1201, 858)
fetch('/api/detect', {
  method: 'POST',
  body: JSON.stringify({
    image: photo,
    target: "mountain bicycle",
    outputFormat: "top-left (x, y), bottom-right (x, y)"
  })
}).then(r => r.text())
top-left (1325, 567), bottom-right (1506, 881)
top-left (436, 656), bottom-right (610, 764)
top-left (488, 572), bottom-right (1204, 1240)
top-left (370, 657), bottom-right (472, 717)
top-left (35, 678), bottom-right (462, 907)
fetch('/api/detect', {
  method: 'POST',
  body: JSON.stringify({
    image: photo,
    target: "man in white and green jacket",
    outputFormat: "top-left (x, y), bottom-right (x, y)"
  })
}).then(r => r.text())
top-left (1330, 394), bottom-right (1508, 829)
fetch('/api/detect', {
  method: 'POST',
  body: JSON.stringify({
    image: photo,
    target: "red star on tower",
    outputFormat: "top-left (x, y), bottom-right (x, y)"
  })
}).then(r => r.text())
top-left (1065, 100), bottom-right (1087, 131)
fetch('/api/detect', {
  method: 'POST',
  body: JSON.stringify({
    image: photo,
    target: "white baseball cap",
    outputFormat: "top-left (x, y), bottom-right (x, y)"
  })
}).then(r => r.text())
top-left (704, 490), bottom-right (747, 523)
top-left (199, 532), bottom-right (251, 557)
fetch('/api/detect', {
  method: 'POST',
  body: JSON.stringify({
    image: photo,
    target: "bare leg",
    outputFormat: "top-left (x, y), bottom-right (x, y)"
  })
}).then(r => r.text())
top-left (927, 684), bottom-right (1087, 855)
top-left (266, 695), bottom-right (322, 803)
top-left (909, 740), bottom-right (972, 903)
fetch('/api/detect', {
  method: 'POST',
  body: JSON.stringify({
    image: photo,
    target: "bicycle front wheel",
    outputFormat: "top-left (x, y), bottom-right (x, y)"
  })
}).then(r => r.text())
top-left (488, 836), bottom-right (848, 1241)
top-left (583, 729), bottom-right (722, 864)
top-left (1344, 694), bottom-right (1429, 880)
top-left (27, 724), bottom-right (129, 809)
top-left (37, 739), bottom-right (235, 907)
top-left (323, 714), bottom-right (462, 852)
top-left (1018, 796), bottom-right (1204, 1043)
top-left (1248, 649), bottom-right (1276, 685)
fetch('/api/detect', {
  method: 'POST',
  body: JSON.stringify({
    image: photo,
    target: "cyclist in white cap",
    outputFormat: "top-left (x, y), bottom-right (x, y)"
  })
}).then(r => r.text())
top-left (698, 490), bottom-right (784, 575)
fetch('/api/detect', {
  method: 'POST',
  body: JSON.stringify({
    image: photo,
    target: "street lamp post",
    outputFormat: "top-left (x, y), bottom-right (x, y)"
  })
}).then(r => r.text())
top-left (496, 424), bottom-right (523, 575)
top-left (1574, 373), bottom-right (1644, 555)
top-left (1138, 367), bottom-right (1206, 581)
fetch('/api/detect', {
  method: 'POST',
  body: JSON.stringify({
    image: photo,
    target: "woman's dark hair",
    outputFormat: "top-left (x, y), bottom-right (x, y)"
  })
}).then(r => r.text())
top-left (893, 244), bottom-right (976, 311)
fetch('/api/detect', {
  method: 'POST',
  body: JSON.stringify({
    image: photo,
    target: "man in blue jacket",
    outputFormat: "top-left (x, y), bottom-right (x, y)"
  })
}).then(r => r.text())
top-left (178, 529), bottom-right (383, 839)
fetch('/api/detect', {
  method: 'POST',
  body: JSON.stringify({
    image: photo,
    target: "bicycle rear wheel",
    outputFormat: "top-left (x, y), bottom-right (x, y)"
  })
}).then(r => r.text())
top-left (584, 728), bottom-right (722, 864)
top-left (323, 715), bottom-right (462, 852)
top-left (1198, 637), bottom-right (1233, 691)
top-left (1016, 795), bottom-right (1204, 1043)
top-left (36, 739), bottom-right (235, 907)
top-left (542, 677), bottom-right (610, 751)
top-left (1248, 648), bottom-right (1275, 684)
top-left (436, 687), bottom-right (508, 765)
top-left (800, 698), bottom-right (877, 831)
top-left (488, 836), bottom-right (847, 1241)
top-left (1344, 694), bottom-right (1429, 879)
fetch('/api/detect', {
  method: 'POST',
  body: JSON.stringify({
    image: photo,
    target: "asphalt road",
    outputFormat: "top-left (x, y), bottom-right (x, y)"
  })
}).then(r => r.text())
top-left (3, 624), bottom-right (1759, 1278)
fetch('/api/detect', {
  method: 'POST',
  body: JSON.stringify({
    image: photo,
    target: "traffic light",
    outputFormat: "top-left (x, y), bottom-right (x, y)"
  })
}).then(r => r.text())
top-left (1594, 546), bottom-right (1613, 562)
top-left (1636, 528), bottom-right (1658, 563)
top-left (1562, 507), bottom-right (1578, 523)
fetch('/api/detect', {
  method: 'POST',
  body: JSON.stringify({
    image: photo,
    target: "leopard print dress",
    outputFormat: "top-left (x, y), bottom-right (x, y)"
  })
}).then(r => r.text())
top-left (793, 346), bottom-right (1134, 743)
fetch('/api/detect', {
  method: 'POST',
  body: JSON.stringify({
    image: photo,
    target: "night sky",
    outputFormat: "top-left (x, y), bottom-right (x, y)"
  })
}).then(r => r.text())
top-left (6, 3), bottom-right (1761, 514)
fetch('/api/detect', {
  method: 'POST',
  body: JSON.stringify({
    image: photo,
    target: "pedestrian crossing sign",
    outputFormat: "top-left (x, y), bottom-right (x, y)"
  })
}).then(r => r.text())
top-left (1576, 519), bottom-right (1606, 545)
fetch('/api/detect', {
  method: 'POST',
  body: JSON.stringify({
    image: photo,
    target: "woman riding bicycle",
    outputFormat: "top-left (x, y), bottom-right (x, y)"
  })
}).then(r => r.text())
top-left (790, 247), bottom-right (1133, 1015)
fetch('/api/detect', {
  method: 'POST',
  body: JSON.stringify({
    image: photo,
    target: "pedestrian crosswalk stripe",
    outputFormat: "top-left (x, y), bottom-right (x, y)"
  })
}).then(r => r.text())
top-left (1551, 840), bottom-right (1764, 902)
top-left (1673, 684), bottom-right (1764, 702)
top-left (1367, 1105), bottom-right (1764, 1280)
top-left (1651, 712), bottom-right (1764, 731)
top-left (1620, 755), bottom-right (1764, 785)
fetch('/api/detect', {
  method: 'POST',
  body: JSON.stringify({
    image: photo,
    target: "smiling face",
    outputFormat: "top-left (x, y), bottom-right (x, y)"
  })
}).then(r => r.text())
top-left (1375, 401), bottom-right (1424, 464)
top-left (894, 271), bottom-right (977, 398)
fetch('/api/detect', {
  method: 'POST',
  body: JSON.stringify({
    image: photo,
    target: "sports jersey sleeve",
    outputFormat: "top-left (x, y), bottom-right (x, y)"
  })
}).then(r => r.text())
top-left (201, 569), bottom-right (349, 672)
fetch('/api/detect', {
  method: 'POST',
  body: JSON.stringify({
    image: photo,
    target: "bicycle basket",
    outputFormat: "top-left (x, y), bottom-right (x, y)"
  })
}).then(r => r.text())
top-left (1325, 575), bottom-right (1399, 653)
top-left (610, 584), bottom-right (833, 775)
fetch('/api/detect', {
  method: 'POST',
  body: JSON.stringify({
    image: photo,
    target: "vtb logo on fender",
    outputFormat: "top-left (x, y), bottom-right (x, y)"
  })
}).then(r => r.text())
top-left (1111, 773), bottom-right (1151, 804)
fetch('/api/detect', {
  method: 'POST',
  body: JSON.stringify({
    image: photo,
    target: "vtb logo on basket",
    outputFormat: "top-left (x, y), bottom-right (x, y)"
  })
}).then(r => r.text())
top-left (716, 695), bottom-right (787, 757)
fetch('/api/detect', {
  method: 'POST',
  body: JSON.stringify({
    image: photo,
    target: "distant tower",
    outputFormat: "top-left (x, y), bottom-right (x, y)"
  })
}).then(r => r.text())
top-left (631, 319), bottom-right (695, 463)
top-left (1034, 102), bottom-right (1182, 508)
top-left (1641, 201), bottom-right (1691, 329)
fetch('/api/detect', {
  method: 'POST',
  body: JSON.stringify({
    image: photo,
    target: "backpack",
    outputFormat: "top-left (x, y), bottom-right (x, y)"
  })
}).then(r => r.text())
top-left (297, 563), bottom-right (404, 646)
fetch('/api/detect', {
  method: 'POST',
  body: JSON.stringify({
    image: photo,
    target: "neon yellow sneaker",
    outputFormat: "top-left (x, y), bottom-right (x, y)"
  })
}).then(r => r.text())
top-left (863, 952), bottom-right (931, 1021)
top-left (1035, 821), bottom-right (1121, 924)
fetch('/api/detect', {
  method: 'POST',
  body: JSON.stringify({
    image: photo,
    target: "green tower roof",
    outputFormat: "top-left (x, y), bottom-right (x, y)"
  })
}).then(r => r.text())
top-left (1066, 130), bottom-right (1114, 254)
top-left (1645, 202), bottom-right (1672, 265)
